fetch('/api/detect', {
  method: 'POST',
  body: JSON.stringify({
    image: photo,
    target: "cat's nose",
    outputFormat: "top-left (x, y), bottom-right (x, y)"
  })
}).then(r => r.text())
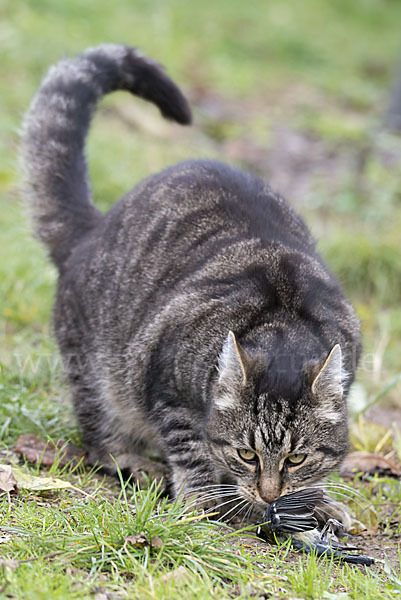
top-left (260, 492), bottom-right (278, 504)
top-left (258, 475), bottom-right (282, 504)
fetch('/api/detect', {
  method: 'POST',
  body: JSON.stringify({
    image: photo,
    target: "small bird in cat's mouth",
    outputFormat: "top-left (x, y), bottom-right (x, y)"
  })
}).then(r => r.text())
top-left (256, 488), bottom-right (374, 566)
top-left (22, 43), bottom-right (361, 528)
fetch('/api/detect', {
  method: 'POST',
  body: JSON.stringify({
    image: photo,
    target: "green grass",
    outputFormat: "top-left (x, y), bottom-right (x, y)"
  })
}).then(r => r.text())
top-left (1, 0), bottom-right (401, 597)
top-left (1, 472), bottom-right (401, 600)
top-left (2, 480), bottom-right (258, 582)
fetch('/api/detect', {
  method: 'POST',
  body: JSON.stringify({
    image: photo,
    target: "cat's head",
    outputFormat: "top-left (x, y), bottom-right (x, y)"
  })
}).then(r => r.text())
top-left (207, 331), bottom-right (349, 512)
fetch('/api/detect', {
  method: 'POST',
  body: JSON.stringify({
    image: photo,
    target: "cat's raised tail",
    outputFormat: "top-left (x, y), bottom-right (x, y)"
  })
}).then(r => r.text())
top-left (21, 44), bottom-right (192, 268)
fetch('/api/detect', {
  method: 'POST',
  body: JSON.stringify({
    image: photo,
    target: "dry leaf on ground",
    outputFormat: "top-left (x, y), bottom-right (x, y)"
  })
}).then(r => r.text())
top-left (151, 535), bottom-right (163, 549)
top-left (11, 466), bottom-right (73, 491)
top-left (0, 465), bottom-right (16, 493)
top-left (340, 451), bottom-right (401, 479)
top-left (15, 434), bottom-right (86, 467)
top-left (124, 533), bottom-right (150, 549)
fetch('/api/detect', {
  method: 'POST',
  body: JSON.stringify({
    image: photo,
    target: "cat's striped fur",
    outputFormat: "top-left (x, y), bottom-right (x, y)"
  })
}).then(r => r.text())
top-left (22, 45), bottom-right (361, 514)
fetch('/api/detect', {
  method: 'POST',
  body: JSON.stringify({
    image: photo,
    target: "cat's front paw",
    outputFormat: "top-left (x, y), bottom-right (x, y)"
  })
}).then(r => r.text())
top-left (98, 452), bottom-right (170, 490)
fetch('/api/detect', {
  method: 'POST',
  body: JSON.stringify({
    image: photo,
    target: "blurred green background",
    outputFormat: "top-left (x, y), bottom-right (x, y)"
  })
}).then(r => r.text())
top-left (1, 0), bottom-right (401, 443)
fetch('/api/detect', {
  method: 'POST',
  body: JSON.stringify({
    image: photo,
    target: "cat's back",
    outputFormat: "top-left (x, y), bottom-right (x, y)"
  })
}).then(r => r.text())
top-left (59, 157), bottom-right (348, 360)
top-left (71, 158), bottom-right (317, 274)
top-left (60, 158), bottom-right (331, 336)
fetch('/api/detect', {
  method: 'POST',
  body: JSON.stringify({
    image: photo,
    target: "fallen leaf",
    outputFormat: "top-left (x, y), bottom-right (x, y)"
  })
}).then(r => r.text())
top-left (11, 466), bottom-right (73, 491)
top-left (15, 434), bottom-right (86, 467)
top-left (151, 535), bottom-right (163, 549)
top-left (340, 451), bottom-right (401, 479)
top-left (124, 532), bottom-right (150, 549)
top-left (0, 465), bottom-right (16, 493)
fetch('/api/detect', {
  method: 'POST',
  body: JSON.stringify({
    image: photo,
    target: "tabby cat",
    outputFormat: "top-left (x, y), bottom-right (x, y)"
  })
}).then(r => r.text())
top-left (22, 44), bottom-right (361, 518)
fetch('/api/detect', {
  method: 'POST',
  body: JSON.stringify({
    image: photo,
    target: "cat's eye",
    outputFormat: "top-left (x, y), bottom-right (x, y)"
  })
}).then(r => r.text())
top-left (237, 448), bottom-right (258, 463)
top-left (286, 453), bottom-right (306, 466)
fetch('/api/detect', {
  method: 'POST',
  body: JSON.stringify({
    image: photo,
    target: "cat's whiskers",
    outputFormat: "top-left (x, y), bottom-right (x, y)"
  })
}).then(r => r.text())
top-left (243, 503), bottom-right (255, 523)
top-left (315, 480), bottom-right (359, 493)
top-left (184, 491), bottom-right (240, 511)
top-left (317, 481), bottom-right (367, 502)
top-left (315, 482), bottom-right (368, 507)
top-left (198, 491), bottom-right (240, 501)
top-left (206, 495), bottom-right (244, 515)
top-left (182, 484), bottom-right (238, 500)
top-left (184, 483), bottom-right (238, 493)
top-left (223, 499), bottom-right (251, 522)
top-left (182, 483), bottom-right (239, 504)
top-left (312, 486), bottom-right (367, 514)
top-left (153, 490), bottom-right (240, 519)
top-left (325, 492), bottom-right (366, 513)
top-left (217, 498), bottom-right (248, 521)
top-left (185, 489), bottom-right (240, 502)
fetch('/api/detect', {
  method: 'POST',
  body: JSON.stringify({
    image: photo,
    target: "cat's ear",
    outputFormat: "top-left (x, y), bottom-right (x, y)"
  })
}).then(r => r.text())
top-left (311, 345), bottom-right (346, 422)
top-left (217, 331), bottom-right (251, 388)
top-left (312, 344), bottom-right (344, 397)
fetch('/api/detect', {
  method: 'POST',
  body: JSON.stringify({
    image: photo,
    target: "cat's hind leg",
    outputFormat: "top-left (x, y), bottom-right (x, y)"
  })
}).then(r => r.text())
top-left (64, 357), bottom-right (169, 487)
top-left (76, 398), bottom-right (170, 488)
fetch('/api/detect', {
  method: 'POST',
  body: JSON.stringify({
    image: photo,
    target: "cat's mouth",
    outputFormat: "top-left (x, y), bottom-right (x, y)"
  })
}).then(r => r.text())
top-left (235, 486), bottom-right (271, 515)
top-left (237, 483), bottom-right (304, 516)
